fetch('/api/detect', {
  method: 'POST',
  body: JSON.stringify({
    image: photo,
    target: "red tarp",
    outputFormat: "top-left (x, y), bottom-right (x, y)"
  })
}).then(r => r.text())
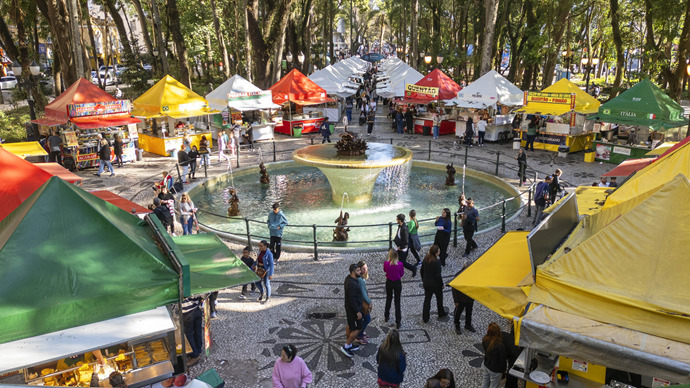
top-left (0, 148), bottom-right (55, 221)
top-left (602, 158), bottom-right (656, 177)
top-left (32, 78), bottom-right (140, 128)
top-left (34, 163), bottom-right (83, 184)
top-left (90, 190), bottom-right (152, 214)
top-left (270, 69), bottom-right (336, 105)
top-left (403, 68), bottom-right (462, 102)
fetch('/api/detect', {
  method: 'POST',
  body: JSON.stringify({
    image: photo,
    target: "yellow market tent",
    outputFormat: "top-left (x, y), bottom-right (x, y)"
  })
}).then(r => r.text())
top-left (645, 141), bottom-right (678, 156)
top-left (0, 142), bottom-right (48, 158)
top-left (449, 231), bottom-right (532, 319)
top-left (603, 138), bottom-right (690, 209)
top-left (519, 78), bottom-right (601, 115)
top-left (528, 174), bottom-right (690, 345)
top-left (544, 186), bottom-right (610, 216)
top-left (131, 75), bottom-right (219, 118)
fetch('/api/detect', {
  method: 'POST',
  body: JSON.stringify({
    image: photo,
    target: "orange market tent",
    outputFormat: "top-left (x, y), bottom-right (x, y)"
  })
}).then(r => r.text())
top-left (90, 190), bottom-right (152, 215)
top-left (31, 78), bottom-right (140, 129)
top-left (0, 147), bottom-right (54, 221)
top-left (601, 157), bottom-right (656, 177)
top-left (402, 68), bottom-right (462, 103)
top-left (269, 69), bottom-right (335, 105)
top-left (34, 163), bottom-right (82, 185)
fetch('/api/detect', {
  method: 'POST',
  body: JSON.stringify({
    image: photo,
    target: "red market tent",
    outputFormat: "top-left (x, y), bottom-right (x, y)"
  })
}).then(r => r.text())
top-left (402, 68), bottom-right (462, 103)
top-left (602, 158), bottom-right (656, 177)
top-left (90, 190), bottom-right (152, 215)
top-left (0, 147), bottom-right (55, 221)
top-left (32, 78), bottom-right (140, 129)
top-left (34, 163), bottom-right (83, 185)
top-left (270, 69), bottom-right (335, 105)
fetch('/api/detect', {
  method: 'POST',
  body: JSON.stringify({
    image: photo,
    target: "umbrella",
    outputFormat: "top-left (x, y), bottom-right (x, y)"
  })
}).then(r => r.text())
top-left (361, 53), bottom-right (385, 63)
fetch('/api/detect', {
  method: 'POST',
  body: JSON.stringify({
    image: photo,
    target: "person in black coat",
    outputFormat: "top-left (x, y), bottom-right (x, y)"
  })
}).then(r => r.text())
top-left (188, 145), bottom-right (199, 179)
top-left (421, 245), bottom-right (447, 323)
top-left (404, 107), bottom-right (414, 134)
top-left (393, 214), bottom-right (417, 277)
top-left (451, 263), bottom-right (476, 334)
top-left (549, 169), bottom-right (563, 203)
top-left (464, 117), bottom-right (475, 146)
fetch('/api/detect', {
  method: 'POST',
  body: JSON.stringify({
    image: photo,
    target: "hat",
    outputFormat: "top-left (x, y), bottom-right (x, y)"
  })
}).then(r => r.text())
top-left (154, 198), bottom-right (161, 206)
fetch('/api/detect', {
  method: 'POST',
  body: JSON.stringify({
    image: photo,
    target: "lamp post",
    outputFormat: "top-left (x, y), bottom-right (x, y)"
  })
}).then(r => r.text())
top-left (12, 61), bottom-right (40, 137)
top-left (582, 57), bottom-right (599, 94)
top-left (424, 53), bottom-right (432, 73)
top-left (561, 50), bottom-right (572, 80)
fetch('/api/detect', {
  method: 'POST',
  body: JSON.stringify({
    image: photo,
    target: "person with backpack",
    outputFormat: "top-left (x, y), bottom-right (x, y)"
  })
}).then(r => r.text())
top-left (533, 175), bottom-right (552, 226)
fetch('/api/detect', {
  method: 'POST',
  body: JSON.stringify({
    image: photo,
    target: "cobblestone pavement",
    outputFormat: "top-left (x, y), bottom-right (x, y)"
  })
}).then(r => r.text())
top-left (71, 106), bottom-right (610, 387)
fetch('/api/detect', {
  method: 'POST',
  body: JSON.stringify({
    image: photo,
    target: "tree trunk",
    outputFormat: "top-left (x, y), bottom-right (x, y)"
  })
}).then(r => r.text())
top-left (66, 0), bottom-right (85, 78)
top-left (541, 1), bottom-right (571, 88)
top-left (101, 0), bottom-right (134, 63)
top-left (245, 0), bottom-right (294, 88)
top-left (205, 33), bottom-right (213, 82)
top-left (36, 0), bottom-right (79, 85)
top-left (130, 0), bottom-right (154, 58)
top-left (479, 0), bottom-right (499, 75)
top-left (210, 0), bottom-right (230, 77)
top-left (609, 0), bottom-right (625, 98)
top-left (84, 0), bottom-right (104, 89)
top-left (167, 0), bottom-right (191, 86)
top-left (410, 0), bottom-right (418, 69)
top-left (0, 15), bottom-right (19, 60)
top-left (150, 0), bottom-right (168, 74)
top-left (670, 0), bottom-right (690, 100)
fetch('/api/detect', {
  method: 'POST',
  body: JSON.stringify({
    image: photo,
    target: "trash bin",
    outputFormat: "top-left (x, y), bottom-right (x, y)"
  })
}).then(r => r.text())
top-left (292, 124), bottom-right (303, 138)
top-left (197, 368), bottom-right (224, 388)
top-left (423, 126), bottom-right (431, 136)
top-left (584, 150), bottom-right (595, 163)
top-left (513, 138), bottom-right (521, 150)
top-left (558, 145), bottom-right (570, 158)
top-left (329, 123), bottom-right (335, 133)
top-left (169, 149), bottom-right (178, 159)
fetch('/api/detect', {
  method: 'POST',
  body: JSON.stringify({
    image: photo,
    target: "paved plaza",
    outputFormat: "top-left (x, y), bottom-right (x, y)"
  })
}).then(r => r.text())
top-left (74, 108), bottom-right (610, 387)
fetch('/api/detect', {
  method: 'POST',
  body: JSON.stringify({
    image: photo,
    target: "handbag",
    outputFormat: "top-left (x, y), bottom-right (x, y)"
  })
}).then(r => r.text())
top-left (255, 266), bottom-right (267, 278)
top-left (362, 301), bottom-right (372, 315)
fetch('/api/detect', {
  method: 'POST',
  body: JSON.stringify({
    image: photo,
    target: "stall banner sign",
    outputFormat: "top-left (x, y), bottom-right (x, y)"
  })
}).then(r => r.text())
top-left (127, 123), bottom-right (139, 139)
top-left (68, 100), bottom-right (131, 118)
top-left (76, 152), bottom-right (98, 162)
top-left (571, 360), bottom-right (588, 373)
top-left (228, 90), bottom-right (271, 101)
top-left (524, 92), bottom-right (576, 107)
top-left (601, 107), bottom-right (656, 120)
top-left (612, 146), bottom-right (631, 156)
top-left (521, 131), bottom-right (566, 146)
top-left (405, 83), bottom-right (439, 98)
top-left (595, 143), bottom-right (612, 160)
top-left (652, 377), bottom-right (671, 387)
top-left (569, 112), bottom-right (576, 127)
top-left (63, 131), bottom-right (79, 147)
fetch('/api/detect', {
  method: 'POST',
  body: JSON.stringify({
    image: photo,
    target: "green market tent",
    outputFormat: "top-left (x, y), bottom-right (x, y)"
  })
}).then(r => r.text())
top-left (590, 78), bottom-right (689, 130)
top-left (0, 177), bottom-right (181, 343)
top-left (172, 234), bottom-right (258, 296)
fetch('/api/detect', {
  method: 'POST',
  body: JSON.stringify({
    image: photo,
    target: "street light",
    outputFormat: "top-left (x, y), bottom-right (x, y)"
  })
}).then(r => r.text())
top-left (152, 49), bottom-right (158, 57)
top-left (581, 57), bottom-right (599, 94)
top-left (436, 55), bottom-right (444, 65)
top-left (297, 52), bottom-right (305, 64)
top-left (12, 60), bottom-right (40, 139)
top-left (310, 53), bottom-right (315, 60)
top-left (286, 52), bottom-right (293, 63)
top-left (561, 50), bottom-right (572, 79)
top-left (424, 54), bottom-right (432, 64)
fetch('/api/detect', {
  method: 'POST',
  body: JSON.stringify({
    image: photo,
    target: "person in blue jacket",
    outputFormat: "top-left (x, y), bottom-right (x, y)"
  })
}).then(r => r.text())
top-left (376, 329), bottom-right (406, 387)
top-left (254, 240), bottom-right (274, 303)
top-left (267, 202), bottom-right (289, 262)
top-left (433, 208), bottom-right (453, 266)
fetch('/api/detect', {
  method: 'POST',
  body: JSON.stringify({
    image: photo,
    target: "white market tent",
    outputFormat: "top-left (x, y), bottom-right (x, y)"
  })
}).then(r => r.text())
top-left (309, 66), bottom-right (359, 98)
top-left (205, 74), bottom-right (281, 112)
top-left (376, 65), bottom-right (424, 98)
top-left (447, 70), bottom-right (523, 108)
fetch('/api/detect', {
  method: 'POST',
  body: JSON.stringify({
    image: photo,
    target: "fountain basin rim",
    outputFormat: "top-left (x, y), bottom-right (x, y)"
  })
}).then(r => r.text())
top-left (292, 143), bottom-right (413, 169)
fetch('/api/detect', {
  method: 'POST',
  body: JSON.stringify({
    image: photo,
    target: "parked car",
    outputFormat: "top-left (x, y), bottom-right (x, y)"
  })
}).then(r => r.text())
top-left (0, 76), bottom-right (17, 89)
top-left (91, 65), bottom-right (125, 85)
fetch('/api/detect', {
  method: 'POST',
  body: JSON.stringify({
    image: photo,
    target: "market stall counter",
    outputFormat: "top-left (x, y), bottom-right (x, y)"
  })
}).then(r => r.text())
top-left (593, 140), bottom-right (653, 164)
top-left (138, 128), bottom-right (213, 157)
top-left (518, 129), bottom-right (596, 153)
top-left (413, 117), bottom-right (456, 135)
top-left (250, 123), bottom-right (276, 141)
top-left (274, 115), bottom-right (326, 136)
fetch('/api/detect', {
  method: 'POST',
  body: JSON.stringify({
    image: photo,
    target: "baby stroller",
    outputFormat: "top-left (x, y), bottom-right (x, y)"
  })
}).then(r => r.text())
top-left (358, 111), bottom-right (366, 125)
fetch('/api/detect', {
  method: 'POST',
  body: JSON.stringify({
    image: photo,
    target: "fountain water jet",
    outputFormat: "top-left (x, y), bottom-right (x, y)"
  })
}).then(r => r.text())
top-left (292, 143), bottom-right (413, 204)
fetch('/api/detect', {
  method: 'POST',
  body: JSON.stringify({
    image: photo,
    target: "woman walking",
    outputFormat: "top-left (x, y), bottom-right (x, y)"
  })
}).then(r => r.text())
top-left (178, 193), bottom-right (196, 235)
top-left (516, 148), bottom-right (527, 185)
top-left (199, 135), bottom-right (211, 167)
top-left (383, 249), bottom-right (404, 329)
top-left (481, 323), bottom-right (508, 388)
top-left (113, 133), bottom-right (123, 167)
top-left (376, 330), bottom-right (406, 388)
top-left (421, 245), bottom-right (447, 323)
top-left (356, 261), bottom-right (372, 345)
top-left (408, 210), bottom-right (422, 265)
top-left (433, 208), bottom-right (452, 266)
top-left (272, 344), bottom-right (313, 388)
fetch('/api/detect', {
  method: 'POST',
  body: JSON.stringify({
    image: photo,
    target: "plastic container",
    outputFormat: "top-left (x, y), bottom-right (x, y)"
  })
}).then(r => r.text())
top-left (136, 148), bottom-right (143, 161)
top-left (558, 145), bottom-right (570, 158)
top-left (513, 138), bottom-right (521, 150)
top-left (197, 368), bottom-right (224, 388)
top-left (423, 126), bottom-right (431, 136)
top-left (584, 150), bottom-right (595, 163)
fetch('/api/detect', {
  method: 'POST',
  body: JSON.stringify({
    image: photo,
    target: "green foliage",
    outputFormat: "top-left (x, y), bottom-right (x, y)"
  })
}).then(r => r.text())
top-left (0, 106), bottom-right (31, 143)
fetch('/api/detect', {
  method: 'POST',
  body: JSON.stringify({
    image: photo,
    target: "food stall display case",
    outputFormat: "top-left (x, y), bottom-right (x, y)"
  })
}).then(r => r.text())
top-left (269, 69), bottom-right (334, 137)
top-left (516, 78), bottom-right (600, 153)
top-left (131, 75), bottom-right (219, 156)
top-left (588, 79), bottom-right (689, 163)
top-left (31, 78), bottom-right (141, 169)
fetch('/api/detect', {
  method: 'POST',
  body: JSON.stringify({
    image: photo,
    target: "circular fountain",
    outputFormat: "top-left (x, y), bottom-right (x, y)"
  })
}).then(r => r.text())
top-left (292, 142), bottom-right (413, 203)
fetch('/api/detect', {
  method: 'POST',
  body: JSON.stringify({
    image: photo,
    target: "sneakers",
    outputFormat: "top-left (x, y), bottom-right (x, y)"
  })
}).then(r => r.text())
top-left (455, 325), bottom-right (463, 335)
top-left (110, 173), bottom-right (115, 176)
top-left (257, 294), bottom-right (264, 302)
top-left (340, 346), bottom-right (354, 358)
top-left (239, 294), bottom-right (247, 299)
top-left (211, 311), bottom-right (217, 318)
top-left (349, 344), bottom-right (361, 351)
top-left (355, 337), bottom-right (369, 345)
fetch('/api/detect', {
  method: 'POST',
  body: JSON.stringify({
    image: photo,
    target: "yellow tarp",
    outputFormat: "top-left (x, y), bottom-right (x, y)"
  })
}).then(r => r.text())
top-left (645, 141), bottom-right (678, 156)
top-left (529, 175), bottom-right (690, 344)
top-left (544, 186), bottom-right (610, 216)
top-left (519, 78), bottom-right (601, 115)
top-left (449, 231), bottom-right (532, 319)
top-left (0, 142), bottom-right (48, 158)
top-left (131, 75), bottom-right (219, 119)
top-left (603, 139), bottom-right (690, 209)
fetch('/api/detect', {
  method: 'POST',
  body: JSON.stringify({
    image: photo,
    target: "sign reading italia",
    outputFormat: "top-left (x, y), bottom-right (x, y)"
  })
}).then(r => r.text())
top-left (405, 84), bottom-right (439, 97)
top-left (524, 92), bottom-right (575, 105)
top-left (67, 100), bottom-right (131, 118)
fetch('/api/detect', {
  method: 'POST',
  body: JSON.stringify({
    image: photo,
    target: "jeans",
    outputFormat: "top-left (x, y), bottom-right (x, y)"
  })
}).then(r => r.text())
top-left (422, 286), bottom-right (445, 323)
top-left (533, 204), bottom-right (546, 225)
top-left (181, 165), bottom-right (189, 182)
top-left (409, 234), bottom-right (421, 262)
top-left (434, 231), bottom-right (451, 265)
top-left (183, 308), bottom-right (203, 358)
top-left (396, 121), bottom-right (404, 134)
top-left (464, 227), bottom-right (478, 254)
top-left (346, 109), bottom-right (352, 122)
top-left (98, 159), bottom-right (114, 175)
top-left (525, 134), bottom-right (536, 150)
top-left (481, 364), bottom-right (502, 388)
top-left (190, 160), bottom-right (197, 178)
top-left (367, 123), bottom-right (374, 134)
top-left (200, 153), bottom-right (210, 166)
top-left (432, 125), bottom-right (440, 138)
top-left (478, 131), bottom-right (485, 145)
top-left (270, 235), bottom-right (282, 261)
top-left (360, 312), bottom-right (371, 336)
top-left (384, 279), bottom-right (402, 325)
top-left (182, 217), bottom-right (194, 235)
top-left (255, 276), bottom-right (271, 298)
top-left (50, 150), bottom-right (61, 164)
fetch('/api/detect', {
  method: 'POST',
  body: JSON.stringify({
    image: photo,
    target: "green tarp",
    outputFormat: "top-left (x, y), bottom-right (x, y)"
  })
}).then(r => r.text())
top-left (0, 177), bottom-right (180, 343)
top-left (589, 78), bottom-right (689, 130)
top-left (172, 234), bottom-right (258, 296)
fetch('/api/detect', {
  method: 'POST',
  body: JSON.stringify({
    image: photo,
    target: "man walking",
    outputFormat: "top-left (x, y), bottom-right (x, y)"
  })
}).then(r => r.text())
top-left (47, 131), bottom-right (62, 165)
top-left (394, 214), bottom-right (417, 277)
top-left (341, 264), bottom-right (363, 358)
top-left (95, 133), bottom-right (114, 177)
top-left (217, 129), bottom-right (232, 168)
top-left (461, 198), bottom-right (479, 258)
top-left (366, 109), bottom-right (375, 135)
top-left (533, 175), bottom-right (552, 226)
top-left (549, 169), bottom-right (563, 203)
top-left (476, 116), bottom-right (487, 146)
top-left (177, 145), bottom-right (191, 183)
top-left (267, 202), bottom-right (288, 262)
